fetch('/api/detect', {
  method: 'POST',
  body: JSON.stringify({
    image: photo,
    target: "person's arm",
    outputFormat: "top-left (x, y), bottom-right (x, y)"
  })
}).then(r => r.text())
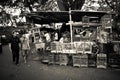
top-left (59, 38), bottom-right (63, 43)
top-left (9, 43), bottom-right (12, 52)
top-left (95, 45), bottom-right (99, 55)
top-left (19, 43), bottom-right (22, 50)
top-left (27, 38), bottom-right (30, 49)
top-left (0, 39), bottom-right (1, 45)
top-left (8, 37), bottom-right (12, 52)
top-left (18, 37), bottom-right (22, 50)
top-left (28, 42), bottom-right (30, 50)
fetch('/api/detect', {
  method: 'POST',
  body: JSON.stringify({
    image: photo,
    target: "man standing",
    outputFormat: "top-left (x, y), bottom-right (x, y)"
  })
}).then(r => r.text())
top-left (9, 31), bottom-right (21, 65)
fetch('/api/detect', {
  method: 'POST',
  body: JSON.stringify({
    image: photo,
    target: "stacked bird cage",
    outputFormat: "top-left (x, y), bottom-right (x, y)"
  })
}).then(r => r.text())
top-left (48, 53), bottom-right (54, 64)
top-left (80, 54), bottom-right (88, 67)
top-left (55, 42), bottom-right (62, 64)
top-left (72, 42), bottom-right (82, 67)
top-left (97, 54), bottom-right (107, 69)
top-left (72, 54), bottom-right (81, 67)
top-left (50, 42), bottom-right (62, 64)
top-left (59, 43), bottom-right (74, 66)
top-left (59, 53), bottom-right (68, 66)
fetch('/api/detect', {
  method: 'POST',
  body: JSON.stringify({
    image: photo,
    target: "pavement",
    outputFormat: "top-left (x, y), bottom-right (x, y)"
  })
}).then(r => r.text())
top-left (0, 45), bottom-right (120, 80)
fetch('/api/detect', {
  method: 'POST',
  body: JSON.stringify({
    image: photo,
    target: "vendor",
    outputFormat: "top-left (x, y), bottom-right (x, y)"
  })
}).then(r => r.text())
top-left (59, 32), bottom-right (70, 43)
top-left (92, 40), bottom-right (99, 55)
top-left (88, 40), bottom-right (100, 67)
top-left (44, 31), bottom-right (51, 50)
top-left (59, 34), bottom-right (66, 43)
top-left (44, 31), bottom-right (51, 43)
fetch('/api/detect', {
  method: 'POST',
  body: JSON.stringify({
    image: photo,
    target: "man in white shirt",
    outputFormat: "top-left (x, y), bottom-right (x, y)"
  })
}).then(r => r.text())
top-left (44, 32), bottom-right (51, 42)
top-left (59, 34), bottom-right (67, 43)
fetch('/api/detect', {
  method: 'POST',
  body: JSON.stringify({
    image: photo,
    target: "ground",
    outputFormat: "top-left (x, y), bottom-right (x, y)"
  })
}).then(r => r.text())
top-left (0, 45), bottom-right (120, 80)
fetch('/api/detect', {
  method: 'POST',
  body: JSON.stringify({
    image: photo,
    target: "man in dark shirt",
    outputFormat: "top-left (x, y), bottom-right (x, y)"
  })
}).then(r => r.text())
top-left (88, 40), bottom-right (100, 67)
top-left (9, 31), bottom-right (21, 65)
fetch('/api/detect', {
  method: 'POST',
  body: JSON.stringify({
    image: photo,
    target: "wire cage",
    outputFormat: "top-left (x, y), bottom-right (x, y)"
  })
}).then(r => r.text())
top-left (62, 43), bottom-right (76, 54)
top-left (35, 42), bottom-right (45, 51)
top-left (97, 54), bottom-right (107, 69)
top-left (75, 42), bottom-right (84, 54)
top-left (75, 41), bottom-right (92, 54)
top-left (72, 54), bottom-right (81, 67)
top-left (80, 54), bottom-right (88, 67)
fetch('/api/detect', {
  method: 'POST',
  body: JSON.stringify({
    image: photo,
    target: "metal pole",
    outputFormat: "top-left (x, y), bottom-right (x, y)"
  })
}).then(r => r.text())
top-left (69, 7), bottom-right (73, 43)
top-left (32, 20), bottom-right (36, 43)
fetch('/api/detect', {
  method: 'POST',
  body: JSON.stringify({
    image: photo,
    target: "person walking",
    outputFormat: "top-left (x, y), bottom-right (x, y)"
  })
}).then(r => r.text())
top-left (0, 36), bottom-right (3, 54)
top-left (20, 34), bottom-right (30, 63)
top-left (9, 31), bottom-right (21, 65)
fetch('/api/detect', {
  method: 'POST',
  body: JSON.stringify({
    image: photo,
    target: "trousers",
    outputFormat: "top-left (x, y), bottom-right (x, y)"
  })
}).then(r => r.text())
top-left (12, 49), bottom-right (19, 64)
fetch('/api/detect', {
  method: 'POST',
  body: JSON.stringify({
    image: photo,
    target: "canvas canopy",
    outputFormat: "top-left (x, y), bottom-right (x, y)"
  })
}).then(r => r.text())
top-left (26, 10), bottom-right (107, 24)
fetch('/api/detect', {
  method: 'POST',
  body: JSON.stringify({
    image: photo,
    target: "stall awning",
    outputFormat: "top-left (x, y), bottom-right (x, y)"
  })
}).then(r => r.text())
top-left (26, 10), bottom-right (108, 24)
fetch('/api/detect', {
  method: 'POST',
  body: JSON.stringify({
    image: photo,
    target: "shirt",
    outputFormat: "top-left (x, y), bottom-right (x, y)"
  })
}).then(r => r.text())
top-left (10, 36), bottom-right (20, 50)
top-left (20, 36), bottom-right (30, 50)
top-left (44, 33), bottom-right (51, 42)
top-left (92, 43), bottom-right (99, 54)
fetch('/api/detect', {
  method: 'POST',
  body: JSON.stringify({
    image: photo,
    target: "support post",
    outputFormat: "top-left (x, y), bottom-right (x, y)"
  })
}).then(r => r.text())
top-left (69, 8), bottom-right (73, 43)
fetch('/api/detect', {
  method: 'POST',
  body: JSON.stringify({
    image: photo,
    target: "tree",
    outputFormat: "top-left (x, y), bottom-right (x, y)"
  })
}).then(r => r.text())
top-left (62, 0), bottom-right (85, 10)
top-left (81, 0), bottom-right (111, 11)
top-left (105, 0), bottom-right (120, 18)
top-left (105, 0), bottom-right (120, 13)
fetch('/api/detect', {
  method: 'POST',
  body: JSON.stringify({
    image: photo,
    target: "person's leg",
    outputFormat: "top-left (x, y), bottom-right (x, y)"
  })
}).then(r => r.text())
top-left (26, 50), bottom-right (29, 60)
top-left (22, 50), bottom-right (26, 63)
top-left (15, 50), bottom-right (19, 65)
top-left (12, 50), bottom-right (16, 63)
top-left (0, 44), bottom-right (2, 54)
top-left (0, 44), bottom-right (2, 53)
top-left (24, 50), bottom-right (28, 63)
top-left (16, 52), bottom-right (19, 65)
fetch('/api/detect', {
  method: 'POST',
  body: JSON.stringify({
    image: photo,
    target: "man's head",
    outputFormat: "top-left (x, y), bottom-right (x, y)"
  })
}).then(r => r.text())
top-left (63, 34), bottom-right (66, 38)
top-left (12, 31), bottom-right (17, 37)
top-left (22, 34), bottom-right (26, 38)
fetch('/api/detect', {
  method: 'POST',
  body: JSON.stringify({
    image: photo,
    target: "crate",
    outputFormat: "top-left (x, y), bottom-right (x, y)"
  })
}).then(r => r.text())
top-left (80, 54), bottom-right (88, 67)
top-left (48, 53), bottom-right (54, 64)
top-left (59, 54), bottom-right (68, 66)
top-left (72, 54), bottom-right (81, 67)
top-left (97, 54), bottom-right (107, 69)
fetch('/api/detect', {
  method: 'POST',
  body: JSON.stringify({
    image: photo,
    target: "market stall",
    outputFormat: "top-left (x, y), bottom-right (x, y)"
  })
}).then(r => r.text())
top-left (26, 10), bottom-right (109, 68)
